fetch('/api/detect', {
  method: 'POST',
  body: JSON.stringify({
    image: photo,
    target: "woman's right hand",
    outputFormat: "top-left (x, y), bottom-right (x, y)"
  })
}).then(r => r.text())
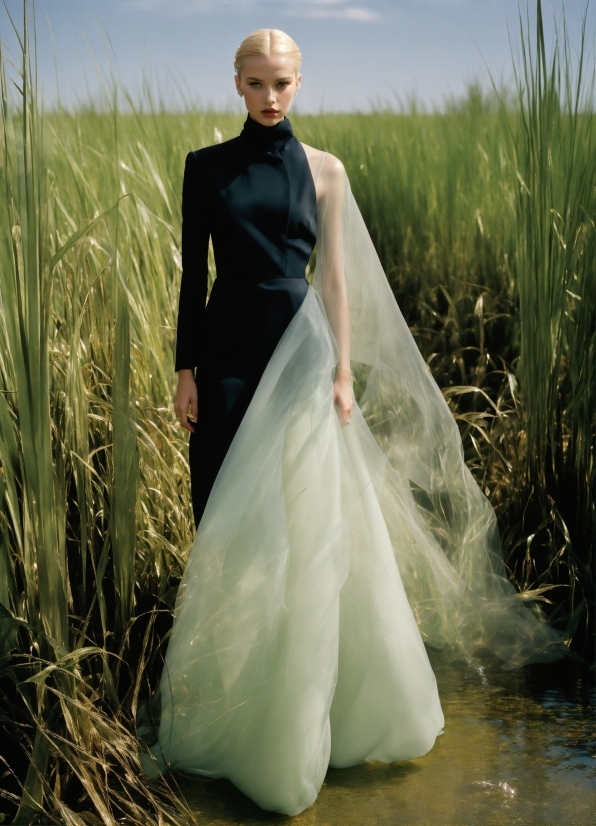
top-left (174, 369), bottom-right (198, 433)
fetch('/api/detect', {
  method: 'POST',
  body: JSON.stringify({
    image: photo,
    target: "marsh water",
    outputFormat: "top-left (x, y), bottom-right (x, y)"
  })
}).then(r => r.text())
top-left (175, 653), bottom-right (594, 826)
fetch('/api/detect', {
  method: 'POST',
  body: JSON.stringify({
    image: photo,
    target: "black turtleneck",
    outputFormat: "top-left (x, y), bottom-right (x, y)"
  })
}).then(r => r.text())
top-left (175, 115), bottom-right (318, 527)
top-left (175, 114), bottom-right (317, 372)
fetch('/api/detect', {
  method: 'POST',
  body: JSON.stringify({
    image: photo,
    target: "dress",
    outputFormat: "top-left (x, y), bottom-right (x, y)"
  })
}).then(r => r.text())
top-left (141, 115), bottom-right (566, 816)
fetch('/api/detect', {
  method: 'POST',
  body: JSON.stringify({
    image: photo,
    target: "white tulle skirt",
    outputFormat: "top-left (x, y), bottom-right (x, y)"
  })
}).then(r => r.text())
top-left (142, 172), bottom-right (566, 814)
top-left (144, 286), bottom-right (445, 815)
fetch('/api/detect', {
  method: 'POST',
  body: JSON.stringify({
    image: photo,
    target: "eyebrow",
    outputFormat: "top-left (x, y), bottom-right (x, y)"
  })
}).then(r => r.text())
top-left (244, 76), bottom-right (293, 82)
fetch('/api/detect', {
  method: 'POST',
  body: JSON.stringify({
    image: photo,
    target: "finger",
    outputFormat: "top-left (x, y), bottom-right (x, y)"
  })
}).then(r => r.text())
top-left (181, 414), bottom-right (196, 433)
top-left (184, 412), bottom-right (197, 433)
top-left (175, 404), bottom-right (194, 433)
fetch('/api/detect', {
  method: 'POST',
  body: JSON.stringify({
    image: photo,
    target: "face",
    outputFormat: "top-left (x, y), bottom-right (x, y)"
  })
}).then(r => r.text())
top-left (235, 53), bottom-right (301, 127)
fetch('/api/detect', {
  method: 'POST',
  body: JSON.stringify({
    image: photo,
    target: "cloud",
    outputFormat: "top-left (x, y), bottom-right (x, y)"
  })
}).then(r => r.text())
top-left (124, 0), bottom-right (381, 22)
top-left (288, 3), bottom-right (380, 21)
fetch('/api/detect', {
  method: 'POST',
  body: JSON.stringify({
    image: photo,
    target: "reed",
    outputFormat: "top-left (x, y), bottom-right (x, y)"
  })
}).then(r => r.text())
top-left (0, 5), bottom-right (194, 823)
top-left (504, 2), bottom-right (595, 639)
top-left (0, 1), bottom-right (593, 821)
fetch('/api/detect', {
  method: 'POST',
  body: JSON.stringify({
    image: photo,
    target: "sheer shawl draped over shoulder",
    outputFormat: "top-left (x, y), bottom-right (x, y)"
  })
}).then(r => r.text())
top-left (313, 159), bottom-right (565, 666)
top-left (140, 153), bottom-right (566, 817)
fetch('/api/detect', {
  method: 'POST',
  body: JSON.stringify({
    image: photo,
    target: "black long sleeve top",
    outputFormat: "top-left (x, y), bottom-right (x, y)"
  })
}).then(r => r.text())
top-left (174, 115), bottom-right (317, 373)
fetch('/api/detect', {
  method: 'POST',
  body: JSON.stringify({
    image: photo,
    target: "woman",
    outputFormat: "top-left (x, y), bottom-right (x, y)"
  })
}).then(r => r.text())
top-left (141, 28), bottom-right (565, 816)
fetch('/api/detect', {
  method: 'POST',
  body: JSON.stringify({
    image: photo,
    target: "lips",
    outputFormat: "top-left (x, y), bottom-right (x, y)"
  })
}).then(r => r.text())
top-left (261, 108), bottom-right (279, 116)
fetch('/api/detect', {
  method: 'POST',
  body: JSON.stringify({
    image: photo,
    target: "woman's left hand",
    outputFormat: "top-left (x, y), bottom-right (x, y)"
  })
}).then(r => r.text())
top-left (333, 372), bottom-right (353, 427)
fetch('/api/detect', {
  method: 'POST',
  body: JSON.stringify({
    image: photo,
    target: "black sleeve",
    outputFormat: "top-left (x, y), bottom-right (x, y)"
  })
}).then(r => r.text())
top-left (174, 150), bottom-right (210, 372)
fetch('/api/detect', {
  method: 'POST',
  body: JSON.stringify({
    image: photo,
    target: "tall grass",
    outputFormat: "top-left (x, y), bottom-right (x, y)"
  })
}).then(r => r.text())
top-left (0, 5), bottom-right (194, 823)
top-left (507, 4), bottom-right (595, 638)
top-left (0, 1), bottom-right (593, 821)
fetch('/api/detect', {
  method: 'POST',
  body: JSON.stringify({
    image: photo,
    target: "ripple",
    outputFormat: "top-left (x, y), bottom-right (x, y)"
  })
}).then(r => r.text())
top-left (175, 654), bottom-right (595, 825)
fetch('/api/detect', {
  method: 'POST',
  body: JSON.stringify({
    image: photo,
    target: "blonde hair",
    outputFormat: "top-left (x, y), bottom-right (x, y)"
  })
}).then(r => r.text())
top-left (234, 29), bottom-right (302, 77)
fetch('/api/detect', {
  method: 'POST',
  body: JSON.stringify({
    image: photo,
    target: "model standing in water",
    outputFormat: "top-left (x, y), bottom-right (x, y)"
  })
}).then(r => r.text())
top-left (142, 28), bottom-right (565, 816)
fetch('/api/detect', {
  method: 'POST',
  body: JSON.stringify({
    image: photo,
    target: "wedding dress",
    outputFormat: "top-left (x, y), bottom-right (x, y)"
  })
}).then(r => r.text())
top-left (140, 116), bottom-right (566, 816)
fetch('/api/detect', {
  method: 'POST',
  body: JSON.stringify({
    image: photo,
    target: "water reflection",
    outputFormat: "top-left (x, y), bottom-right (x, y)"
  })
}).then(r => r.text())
top-left (176, 654), bottom-right (595, 825)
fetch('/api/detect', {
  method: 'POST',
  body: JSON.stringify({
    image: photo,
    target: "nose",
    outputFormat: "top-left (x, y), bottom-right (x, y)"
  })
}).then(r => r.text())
top-left (263, 85), bottom-right (276, 106)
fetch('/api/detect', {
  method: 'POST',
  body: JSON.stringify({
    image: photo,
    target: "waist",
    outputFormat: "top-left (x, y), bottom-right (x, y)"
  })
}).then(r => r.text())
top-left (214, 273), bottom-right (308, 285)
top-left (209, 274), bottom-right (308, 297)
top-left (206, 274), bottom-right (309, 315)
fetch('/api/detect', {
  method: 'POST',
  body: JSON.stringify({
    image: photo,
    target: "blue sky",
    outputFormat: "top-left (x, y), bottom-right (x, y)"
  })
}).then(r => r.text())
top-left (1, 1), bottom-right (593, 111)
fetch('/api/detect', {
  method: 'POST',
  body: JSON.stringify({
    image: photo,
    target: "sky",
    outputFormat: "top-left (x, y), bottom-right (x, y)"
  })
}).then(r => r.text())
top-left (1, 0), bottom-right (593, 111)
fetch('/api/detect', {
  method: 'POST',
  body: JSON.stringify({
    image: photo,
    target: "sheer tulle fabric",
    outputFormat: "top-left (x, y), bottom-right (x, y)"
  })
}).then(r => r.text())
top-left (317, 171), bottom-right (565, 667)
top-left (141, 164), bottom-right (565, 815)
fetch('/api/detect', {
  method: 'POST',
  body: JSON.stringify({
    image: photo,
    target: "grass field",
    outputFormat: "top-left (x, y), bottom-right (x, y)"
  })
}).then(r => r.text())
top-left (0, 1), bottom-right (594, 823)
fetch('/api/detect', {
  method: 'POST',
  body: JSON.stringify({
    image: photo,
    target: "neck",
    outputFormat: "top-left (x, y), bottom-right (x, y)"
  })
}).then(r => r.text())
top-left (248, 113), bottom-right (284, 128)
top-left (240, 113), bottom-right (294, 150)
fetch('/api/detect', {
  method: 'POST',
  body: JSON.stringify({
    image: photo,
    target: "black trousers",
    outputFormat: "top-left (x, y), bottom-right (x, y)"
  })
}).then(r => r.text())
top-left (188, 275), bottom-right (309, 530)
top-left (189, 372), bottom-right (257, 529)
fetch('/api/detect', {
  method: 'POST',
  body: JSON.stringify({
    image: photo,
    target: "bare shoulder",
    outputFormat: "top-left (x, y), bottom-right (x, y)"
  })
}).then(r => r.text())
top-left (300, 143), bottom-right (345, 199)
top-left (299, 142), bottom-right (323, 163)
top-left (321, 153), bottom-right (345, 186)
top-left (300, 143), bottom-right (344, 173)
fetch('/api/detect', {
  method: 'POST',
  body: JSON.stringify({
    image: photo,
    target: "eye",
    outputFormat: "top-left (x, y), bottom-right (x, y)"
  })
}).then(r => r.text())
top-left (277, 82), bottom-right (289, 89)
top-left (249, 82), bottom-right (260, 88)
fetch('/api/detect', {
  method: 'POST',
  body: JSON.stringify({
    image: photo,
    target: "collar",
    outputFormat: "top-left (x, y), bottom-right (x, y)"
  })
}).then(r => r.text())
top-left (239, 114), bottom-right (295, 152)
